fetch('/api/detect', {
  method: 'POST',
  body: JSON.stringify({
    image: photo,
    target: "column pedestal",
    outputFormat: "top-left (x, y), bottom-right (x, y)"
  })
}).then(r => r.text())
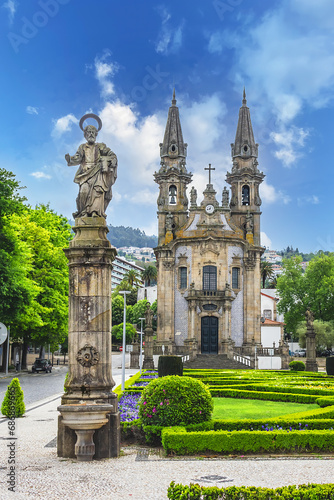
top-left (57, 217), bottom-right (120, 459)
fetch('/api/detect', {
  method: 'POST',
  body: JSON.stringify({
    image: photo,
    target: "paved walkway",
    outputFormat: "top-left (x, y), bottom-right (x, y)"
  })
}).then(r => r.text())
top-left (0, 370), bottom-right (333, 499)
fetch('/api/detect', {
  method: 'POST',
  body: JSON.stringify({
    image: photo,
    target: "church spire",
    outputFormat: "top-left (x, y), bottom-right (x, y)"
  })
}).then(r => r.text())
top-left (160, 89), bottom-right (187, 160)
top-left (231, 89), bottom-right (258, 159)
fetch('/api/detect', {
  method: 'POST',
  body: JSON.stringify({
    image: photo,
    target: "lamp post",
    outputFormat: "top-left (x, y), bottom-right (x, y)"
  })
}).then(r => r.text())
top-left (139, 317), bottom-right (145, 374)
top-left (119, 291), bottom-right (131, 391)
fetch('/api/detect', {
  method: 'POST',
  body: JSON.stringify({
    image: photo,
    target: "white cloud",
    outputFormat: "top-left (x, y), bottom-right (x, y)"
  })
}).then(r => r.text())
top-left (52, 114), bottom-right (78, 137)
top-left (207, 32), bottom-right (225, 54)
top-left (261, 232), bottom-right (272, 249)
top-left (297, 194), bottom-right (320, 206)
top-left (271, 126), bottom-right (309, 166)
top-left (30, 171), bottom-right (52, 180)
top-left (94, 51), bottom-right (119, 98)
top-left (155, 7), bottom-right (184, 55)
top-left (2, 0), bottom-right (17, 24)
top-left (261, 181), bottom-right (291, 205)
top-left (26, 106), bottom-right (38, 115)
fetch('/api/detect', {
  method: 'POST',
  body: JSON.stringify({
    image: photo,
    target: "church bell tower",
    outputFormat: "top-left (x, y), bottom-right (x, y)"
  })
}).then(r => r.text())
top-left (226, 90), bottom-right (265, 246)
top-left (154, 90), bottom-right (192, 245)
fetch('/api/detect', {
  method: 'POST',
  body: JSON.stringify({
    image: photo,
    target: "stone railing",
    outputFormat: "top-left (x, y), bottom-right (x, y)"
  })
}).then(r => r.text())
top-left (233, 353), bottom-right (255, 369)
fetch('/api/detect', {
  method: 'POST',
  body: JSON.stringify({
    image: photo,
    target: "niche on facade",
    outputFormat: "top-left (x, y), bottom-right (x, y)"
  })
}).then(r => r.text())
top-left (169, 185), bottom-right (177, 204)
top-left (242, 185), bottom-right (250, 205)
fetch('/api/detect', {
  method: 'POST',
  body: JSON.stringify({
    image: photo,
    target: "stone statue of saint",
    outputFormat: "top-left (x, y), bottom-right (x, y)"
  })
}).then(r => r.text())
top-left (245, 212), bottom-right (253, 233)
top-left (65, 114), bottom-right (117, 219)
top-left (305, 308), bottom-right (314, 328)
top-left (222, 187), bottom-right (229, 208)
top-left (190, 186), bottom-right (197, 208)
top-left (145, 303), bottom-right (154, 329)
top-left (165, 212), bottom-right (173, 232)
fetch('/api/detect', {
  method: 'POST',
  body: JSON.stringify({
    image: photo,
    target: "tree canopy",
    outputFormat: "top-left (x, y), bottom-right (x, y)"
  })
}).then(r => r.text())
top-left (277, 253), bottom-right (334, 337)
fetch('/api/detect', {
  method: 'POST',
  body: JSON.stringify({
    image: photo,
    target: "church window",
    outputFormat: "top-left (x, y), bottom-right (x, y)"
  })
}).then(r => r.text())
top-left (263, 309), bottom-right (272, 320)
top-left (242, 185), bottom-right (250, 205)
top-left (169, 185), bottom-right (177, 204)
top-left (232, 267), bottom-right (240, 289)
top-left (179, 267), bottom-right (187, 289)
top-left (203, 265), bottom-right (217, 291)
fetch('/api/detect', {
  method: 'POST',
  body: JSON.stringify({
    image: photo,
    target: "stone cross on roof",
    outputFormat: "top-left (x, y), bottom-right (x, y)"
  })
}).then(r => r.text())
top-left (204, 163), bottom-right (215, 184)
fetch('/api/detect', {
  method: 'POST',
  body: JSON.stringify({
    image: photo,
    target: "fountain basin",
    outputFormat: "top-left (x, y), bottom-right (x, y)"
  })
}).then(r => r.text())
top-left (58, 404), bottom-right (113, 461)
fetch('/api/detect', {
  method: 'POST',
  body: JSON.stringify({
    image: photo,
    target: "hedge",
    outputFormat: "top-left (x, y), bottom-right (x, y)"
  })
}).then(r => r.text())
top-left (162, 427), bottom-right (334, 455)
top-left (208, 388), bottom-right (320, 403)
top-left (167, 481), bottom-right (334, 500)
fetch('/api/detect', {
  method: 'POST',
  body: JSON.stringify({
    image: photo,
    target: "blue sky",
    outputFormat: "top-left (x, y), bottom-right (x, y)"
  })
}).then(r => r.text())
top-left (1, 0), bottom-right (333, 253)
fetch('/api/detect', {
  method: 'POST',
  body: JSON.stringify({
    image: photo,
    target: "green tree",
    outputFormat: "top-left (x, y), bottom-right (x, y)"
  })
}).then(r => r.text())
top-left (111, 322), bottom-right (136, 344)
top-left (0, 169), bottom-right (30, 326)
top-left (112, 279), bottom-right (138, 305)
top-left (9, 205), bottom-right (72, 357)
top-left (129, 299), bottom-right (149, 327)
top-left (277, 253), bottom-right (334, 338)
top-left (260, 261), bottom-right (274, 288)
top-left (141, 265), bottom-right (157, 286)
top-left (276, 256), bottom-right (306, 337)
top-left (1, 378), bottom-right (25, 417)
top-left (123, 269), bottom-right (142, 287)
top-left (297, 320), bottom-right (334, 351)
top-left (303, 253), bottom-right (334, 322)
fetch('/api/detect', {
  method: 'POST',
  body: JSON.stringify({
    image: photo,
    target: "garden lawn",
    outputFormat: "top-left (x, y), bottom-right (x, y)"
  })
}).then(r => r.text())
top-left (212, 397), bottom-right (318, 420)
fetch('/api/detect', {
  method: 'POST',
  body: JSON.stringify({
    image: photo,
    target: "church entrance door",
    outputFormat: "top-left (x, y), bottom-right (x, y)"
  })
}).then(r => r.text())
top-left (201, 316), bottom-right (218, 354)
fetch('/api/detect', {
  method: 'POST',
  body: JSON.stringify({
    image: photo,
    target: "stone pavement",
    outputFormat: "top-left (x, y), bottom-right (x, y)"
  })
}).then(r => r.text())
top-left (0, 371), bottom-right (333, 500)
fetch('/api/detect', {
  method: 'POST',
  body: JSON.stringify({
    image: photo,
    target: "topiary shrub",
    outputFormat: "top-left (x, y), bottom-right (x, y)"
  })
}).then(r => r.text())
top-left (1, 378), bottom-right (25, 417)
top-left (289, 360), bottom-right (306, 371)
top-left (326, 357), bottom-right (334, 376)
top-left (158, 356), bottom-right (183, 377)
top-left (138, 375), bottom-right (213, 426)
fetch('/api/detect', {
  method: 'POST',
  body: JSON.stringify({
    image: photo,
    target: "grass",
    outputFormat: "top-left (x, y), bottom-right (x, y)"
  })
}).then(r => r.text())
top-left (212, 397), bottom-right (319, 420)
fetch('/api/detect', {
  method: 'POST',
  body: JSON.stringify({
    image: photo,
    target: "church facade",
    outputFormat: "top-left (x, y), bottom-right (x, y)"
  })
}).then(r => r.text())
top-left (154, 90), bottom-right (265, 359)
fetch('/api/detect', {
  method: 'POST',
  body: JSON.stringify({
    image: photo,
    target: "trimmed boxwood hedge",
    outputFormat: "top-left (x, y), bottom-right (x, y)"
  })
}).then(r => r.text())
top-left (162, 427), bottom-right (334, 455)
top-left (208, 387), bottom-right (320, 403)
top-left (167, 481), bottom-right (334, 500)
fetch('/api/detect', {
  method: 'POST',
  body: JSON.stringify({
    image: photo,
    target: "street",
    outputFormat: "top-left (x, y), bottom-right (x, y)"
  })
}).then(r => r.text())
top-left (0, 353), bottom-right (141, 408)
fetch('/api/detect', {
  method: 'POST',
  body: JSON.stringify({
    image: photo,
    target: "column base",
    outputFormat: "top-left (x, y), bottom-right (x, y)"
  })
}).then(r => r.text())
top-left (305, 359), bottom-right (318, 372)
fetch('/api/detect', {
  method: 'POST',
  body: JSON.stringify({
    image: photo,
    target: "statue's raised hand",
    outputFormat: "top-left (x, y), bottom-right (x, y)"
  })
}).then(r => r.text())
top-left (65, 153), bottom-right (71, 164)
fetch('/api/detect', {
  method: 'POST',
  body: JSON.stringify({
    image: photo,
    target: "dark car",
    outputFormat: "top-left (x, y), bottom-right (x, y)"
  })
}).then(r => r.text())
top-left (319, 349), bottom-right (334, 357)
top-left (32, 358), bottom-right (52, 373)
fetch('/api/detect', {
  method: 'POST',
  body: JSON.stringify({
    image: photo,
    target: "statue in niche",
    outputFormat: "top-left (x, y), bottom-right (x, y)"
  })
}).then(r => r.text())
top-left (245, 212), bottom-right (254, 233)
top-left (165, 212), bottom-right (173, 231)
top-left (222, 187), bottom-right (229, 208)
top-left (65, 114), bottom-right (117, 219)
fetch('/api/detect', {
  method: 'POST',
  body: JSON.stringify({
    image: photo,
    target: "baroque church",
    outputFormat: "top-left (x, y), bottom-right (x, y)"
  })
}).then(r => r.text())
top-left (154, 90), bottom-right (265, 362)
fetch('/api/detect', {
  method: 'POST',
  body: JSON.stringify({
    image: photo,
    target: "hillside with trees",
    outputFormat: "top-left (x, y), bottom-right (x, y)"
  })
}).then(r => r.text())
top-left (106, 225), bottom-right (157, 248)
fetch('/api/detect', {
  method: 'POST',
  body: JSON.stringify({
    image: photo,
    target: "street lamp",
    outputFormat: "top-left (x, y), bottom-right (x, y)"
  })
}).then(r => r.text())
top-left (119, 290), bottom-right (131, 391)
top-left (138, 317), bottom-right (145, 374)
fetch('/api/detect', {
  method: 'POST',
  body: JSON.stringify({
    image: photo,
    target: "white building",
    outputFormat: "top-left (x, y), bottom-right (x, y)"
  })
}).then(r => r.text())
top-left (111, 256), bottom-right (144, 290)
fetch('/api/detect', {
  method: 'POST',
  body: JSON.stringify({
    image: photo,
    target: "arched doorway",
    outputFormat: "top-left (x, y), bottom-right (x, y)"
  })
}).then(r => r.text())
top-left (201, 316), bottom-right (218, 354)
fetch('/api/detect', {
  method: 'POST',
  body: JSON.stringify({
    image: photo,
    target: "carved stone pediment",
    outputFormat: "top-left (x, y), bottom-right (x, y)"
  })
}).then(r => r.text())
top-left (200, 240), bottom-right (219, 256)
top-left (177, 253), bottom-right (188, 266)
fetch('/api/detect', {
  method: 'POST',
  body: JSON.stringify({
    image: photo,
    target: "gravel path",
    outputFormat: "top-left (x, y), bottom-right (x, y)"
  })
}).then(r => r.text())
top-left (0, 377), bottom-right (333, 499)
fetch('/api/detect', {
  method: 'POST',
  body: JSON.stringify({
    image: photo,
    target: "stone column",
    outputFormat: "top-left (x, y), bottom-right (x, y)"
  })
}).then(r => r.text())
top-left (57, 217), bottom-right (120, 459)
top-left (305, 324), bottom-right (318, 372)
top-left (130, 341), bottom-right (140, 369)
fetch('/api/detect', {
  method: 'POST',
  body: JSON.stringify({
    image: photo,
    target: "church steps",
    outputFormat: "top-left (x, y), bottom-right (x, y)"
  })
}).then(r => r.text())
top-left (183, 354), bottom-right (254, 370)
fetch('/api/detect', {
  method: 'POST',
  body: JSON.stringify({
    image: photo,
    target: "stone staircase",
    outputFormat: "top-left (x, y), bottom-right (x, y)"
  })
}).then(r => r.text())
top-left (183, 354), bottom-right (254, 370)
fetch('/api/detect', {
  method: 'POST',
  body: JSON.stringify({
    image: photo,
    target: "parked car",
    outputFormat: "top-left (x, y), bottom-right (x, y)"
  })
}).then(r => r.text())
top-left (319, 349), bottom-right (334, 357)
top-left (295, 349), bottom-right (306, 357)
top-left (32, 358), bottom-right (52, 373)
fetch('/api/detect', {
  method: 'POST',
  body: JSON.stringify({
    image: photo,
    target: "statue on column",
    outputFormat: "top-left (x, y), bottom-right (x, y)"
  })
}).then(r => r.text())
top-left (65, 114), bottom-right (117, 219)
top-left (305, 308), bottom-right (314, 328)
top-left (145, 302), bottom-right (154, 329)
